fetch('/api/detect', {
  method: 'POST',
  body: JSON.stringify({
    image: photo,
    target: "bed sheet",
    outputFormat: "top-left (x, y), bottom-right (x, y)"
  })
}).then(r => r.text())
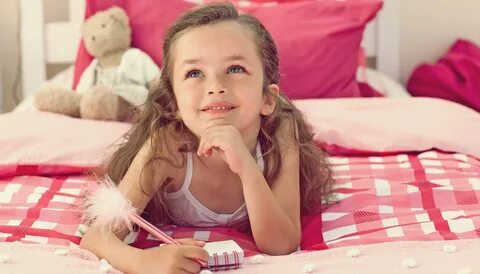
top-left (1, 150), bottom-right (479, 251)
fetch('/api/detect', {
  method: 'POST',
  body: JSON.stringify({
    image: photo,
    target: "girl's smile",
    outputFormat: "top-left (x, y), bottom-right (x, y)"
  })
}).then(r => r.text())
top-left (201, 101), bottom-right (237, 115)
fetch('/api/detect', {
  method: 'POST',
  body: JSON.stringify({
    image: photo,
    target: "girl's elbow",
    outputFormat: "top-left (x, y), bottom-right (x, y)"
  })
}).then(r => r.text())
top-left (257, 235), bottom-right (300, 255)
top-left (79, 234), bottom-right (93, 251)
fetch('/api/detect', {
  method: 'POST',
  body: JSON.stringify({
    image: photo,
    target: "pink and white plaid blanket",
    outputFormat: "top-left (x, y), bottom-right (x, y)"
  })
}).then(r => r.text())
top-left (304, 150), bottom-right (480, 249)
top-left (1, 150), bottom-right (479, 254)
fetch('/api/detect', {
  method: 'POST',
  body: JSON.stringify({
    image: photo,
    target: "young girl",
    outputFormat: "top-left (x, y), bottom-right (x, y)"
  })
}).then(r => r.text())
top-left (80, 2), bottom-right (333, 274)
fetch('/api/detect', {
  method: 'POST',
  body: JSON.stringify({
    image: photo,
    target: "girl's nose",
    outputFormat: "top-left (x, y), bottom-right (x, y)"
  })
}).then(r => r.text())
top-left (207, 78), bottom-right (227, 95)
top-left (208, 89), bottom-right (226, 95)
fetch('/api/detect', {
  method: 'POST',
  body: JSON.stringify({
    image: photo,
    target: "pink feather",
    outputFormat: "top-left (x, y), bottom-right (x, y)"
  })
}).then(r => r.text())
top-left (81, 177), bottom-right (207, 267)
top-left (81, 177), bottom-right (136, 236)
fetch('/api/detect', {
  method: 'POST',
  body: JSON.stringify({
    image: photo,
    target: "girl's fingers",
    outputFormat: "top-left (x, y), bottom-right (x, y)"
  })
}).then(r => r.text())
top-left (181, 246), bottom-right (210, 262)
top-left (203, 135), bottom-right (225, 157)
top-left (198, 128), bottom-right (230, 157)
top-left (198, 137), bottom-right (211, 157)
top-left (197, 132), bottom-right (209, 156)
top-left (197, 138), bottom-right (204, 156)
top-left (176, 238), bottom-right (205, 247)
top-left (179, 257), bottom-right (203, 274)
top-left (198, 132), bottom-right (216, 157)
top-left (202, 143), bottom-right (213, 157)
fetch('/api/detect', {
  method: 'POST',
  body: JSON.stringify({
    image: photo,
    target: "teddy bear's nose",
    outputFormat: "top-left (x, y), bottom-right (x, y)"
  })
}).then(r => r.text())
top-left (91, 36), bottom-right (96, 42)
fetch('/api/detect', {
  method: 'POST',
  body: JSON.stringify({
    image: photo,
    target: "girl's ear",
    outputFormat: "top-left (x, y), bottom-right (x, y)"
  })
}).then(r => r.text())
top-left (260, 84), bottom-right (280, 116)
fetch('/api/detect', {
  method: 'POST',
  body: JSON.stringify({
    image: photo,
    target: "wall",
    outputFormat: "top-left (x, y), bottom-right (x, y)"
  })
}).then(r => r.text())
top-left (400, 0), bottom-right (480, 83)
top-left (0, 0), bottom-right (67, 113)
top-left (0, 0), bottom-right (21, 112)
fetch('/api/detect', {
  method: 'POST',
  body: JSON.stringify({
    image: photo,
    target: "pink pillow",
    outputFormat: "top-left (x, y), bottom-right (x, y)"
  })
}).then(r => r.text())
top-left (73, 0), bottom-right (383, 99)
top-left (243, 0), bottom-right (382, 99)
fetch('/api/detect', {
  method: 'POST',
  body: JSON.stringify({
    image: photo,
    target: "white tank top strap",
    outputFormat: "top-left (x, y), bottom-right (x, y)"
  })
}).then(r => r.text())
top-left (183, 152), bottom-right (194, 190)
top-left (255, 142), bottom-right (264, 171)
top-left (165, 152), bottom-right (193, 199)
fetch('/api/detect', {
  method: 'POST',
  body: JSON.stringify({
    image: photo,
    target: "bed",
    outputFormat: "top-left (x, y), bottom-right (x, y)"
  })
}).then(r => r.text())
top-left (2, 0), bottom-right (480, 273)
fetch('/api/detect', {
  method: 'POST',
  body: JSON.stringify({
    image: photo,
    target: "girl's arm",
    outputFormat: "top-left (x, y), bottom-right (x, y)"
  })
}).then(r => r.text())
top-left (80, 225), bottom-right (142, 273)
top-left (80, 139), bottom-right (155, 269)
top-left (239, 119), bottom-right (301, 255)
top-left (80, 139), bottom-right (208, 273)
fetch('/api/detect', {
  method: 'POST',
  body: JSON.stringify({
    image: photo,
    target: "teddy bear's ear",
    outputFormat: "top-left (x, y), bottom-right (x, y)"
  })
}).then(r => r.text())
top-left (109, 6), bottom-right (129, 27)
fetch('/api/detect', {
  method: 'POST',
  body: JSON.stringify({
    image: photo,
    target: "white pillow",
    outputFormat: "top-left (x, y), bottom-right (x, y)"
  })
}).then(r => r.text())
top-left (356, 67), bottom-right (411, 98)
top-left (294, 97), bottom-right (480, 158)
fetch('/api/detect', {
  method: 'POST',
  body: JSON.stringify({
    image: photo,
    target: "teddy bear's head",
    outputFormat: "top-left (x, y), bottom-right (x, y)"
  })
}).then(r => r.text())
top-left (82, 7), bottom-right (131, 58)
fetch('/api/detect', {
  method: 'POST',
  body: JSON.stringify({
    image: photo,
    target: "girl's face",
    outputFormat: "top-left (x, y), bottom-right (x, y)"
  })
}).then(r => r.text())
top-left (171, 21), bottom-right (278, 138)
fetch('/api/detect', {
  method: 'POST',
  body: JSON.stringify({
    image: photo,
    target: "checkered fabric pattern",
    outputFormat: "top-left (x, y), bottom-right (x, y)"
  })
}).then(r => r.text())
top-left (0, 175), bottom-right (91, 247)
top-left (308, 150), bottom-right (480, 249)
top-left (1, 150), bottom-right (479, 255)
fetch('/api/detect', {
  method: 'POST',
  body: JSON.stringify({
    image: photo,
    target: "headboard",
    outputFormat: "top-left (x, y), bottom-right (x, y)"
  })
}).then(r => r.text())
top-left (19, 0), bottom-right (400, 100)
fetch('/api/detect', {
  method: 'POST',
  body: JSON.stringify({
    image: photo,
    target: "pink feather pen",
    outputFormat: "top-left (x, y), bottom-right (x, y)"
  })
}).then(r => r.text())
top-left (81, 177), bottom-right (207, 267)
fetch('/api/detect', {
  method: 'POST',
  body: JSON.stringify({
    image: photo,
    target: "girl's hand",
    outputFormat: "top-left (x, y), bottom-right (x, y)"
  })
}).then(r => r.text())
top-left (134, 239), bottom-right (209, 274)
top-left (197, 120), bottom-right (256, 175)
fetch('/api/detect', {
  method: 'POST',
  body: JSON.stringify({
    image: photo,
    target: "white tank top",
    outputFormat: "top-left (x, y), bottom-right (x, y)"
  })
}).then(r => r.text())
top-left (165, 143), bottom-right (264, 227)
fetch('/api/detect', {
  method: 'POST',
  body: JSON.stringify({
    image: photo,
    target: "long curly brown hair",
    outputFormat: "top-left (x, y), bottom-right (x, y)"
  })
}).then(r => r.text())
top-left (106, 2), bottom-right (334, 225)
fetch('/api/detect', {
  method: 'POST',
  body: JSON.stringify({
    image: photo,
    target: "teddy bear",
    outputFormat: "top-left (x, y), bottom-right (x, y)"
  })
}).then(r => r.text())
top-left (34, 6), bottom-right (160, 121)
